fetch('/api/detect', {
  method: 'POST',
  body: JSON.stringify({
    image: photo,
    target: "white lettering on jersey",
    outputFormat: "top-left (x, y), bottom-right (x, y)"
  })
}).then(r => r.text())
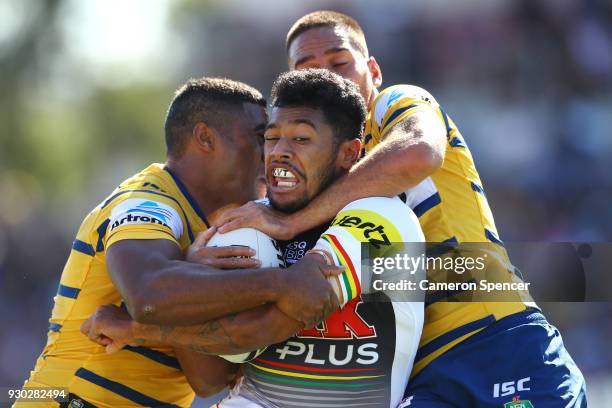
top-left (493, 377), bottom-right (531, 398)
top-left (109, 198), bottom-right (183, 239)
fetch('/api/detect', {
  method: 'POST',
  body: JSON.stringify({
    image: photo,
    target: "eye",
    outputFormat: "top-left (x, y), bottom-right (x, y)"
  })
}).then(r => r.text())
top-left (333, 62), bottom-right (348, 68)
top-left (294, 136), bottom-right (309, 143)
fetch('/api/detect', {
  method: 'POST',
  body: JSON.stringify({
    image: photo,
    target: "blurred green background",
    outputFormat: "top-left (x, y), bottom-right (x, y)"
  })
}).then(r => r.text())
top-left (1, 0), bottom-right (611, 406)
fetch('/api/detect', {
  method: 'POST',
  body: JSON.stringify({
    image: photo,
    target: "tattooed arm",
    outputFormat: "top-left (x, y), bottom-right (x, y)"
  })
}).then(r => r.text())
top-left (82, 302), bottom-right (305, 355)
top-left (83, 254), bottom-right (338, 354)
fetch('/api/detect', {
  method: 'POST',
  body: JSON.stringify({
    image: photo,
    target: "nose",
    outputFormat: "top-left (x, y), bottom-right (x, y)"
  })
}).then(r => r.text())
top-left (267, 136), bottom-right (293, 161)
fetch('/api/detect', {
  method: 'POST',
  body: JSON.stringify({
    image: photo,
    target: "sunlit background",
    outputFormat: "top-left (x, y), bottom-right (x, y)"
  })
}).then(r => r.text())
top-left (1, 0), bottom-right (611, 406)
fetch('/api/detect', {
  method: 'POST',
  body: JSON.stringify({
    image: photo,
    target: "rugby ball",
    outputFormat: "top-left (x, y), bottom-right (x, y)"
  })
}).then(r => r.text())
top-left (206, 227), bottom-right (284, 268)
top-left (206, 227), bottom-right (283, 363)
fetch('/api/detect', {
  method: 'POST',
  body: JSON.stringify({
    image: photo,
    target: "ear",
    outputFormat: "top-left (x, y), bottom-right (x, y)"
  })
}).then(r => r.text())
top-left (367, 56), bottom-right (383, 88)
top-left (337, 139), bottom-right (362, 170)
top-left (192, 122), bottom-right (216, 153)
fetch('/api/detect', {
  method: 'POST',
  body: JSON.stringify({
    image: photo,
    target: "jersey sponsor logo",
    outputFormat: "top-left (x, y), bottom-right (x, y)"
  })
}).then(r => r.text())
top-left (298, 299), bottom-right (376, 339)
top-left (493, 377), bottom-right (531, 398)
top-left (283, 240), bottom-right (307, 265)
top-left (109, 199), bottom-right (183, 238)
top-left (274, 341), bottom-right (379, 366)
top-left (331, 209), bottom-right (402, 249)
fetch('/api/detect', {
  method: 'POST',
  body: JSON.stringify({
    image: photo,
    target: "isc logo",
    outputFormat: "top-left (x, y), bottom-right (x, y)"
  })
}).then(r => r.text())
top-left (493, 377), bottom-right (531, 398)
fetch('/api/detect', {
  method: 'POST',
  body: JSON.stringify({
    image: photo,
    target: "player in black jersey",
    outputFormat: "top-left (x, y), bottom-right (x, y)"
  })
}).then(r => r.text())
top-left (83, 69), bottom-right (425, 407)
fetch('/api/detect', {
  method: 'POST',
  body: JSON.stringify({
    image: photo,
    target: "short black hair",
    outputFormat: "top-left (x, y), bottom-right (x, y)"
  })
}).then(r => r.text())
top-left (286, 11), bottom-right (368, 56)
top-left (271, 69), bottom-right (367, 144)
top-left (164, 77), bottom-right (265, 158)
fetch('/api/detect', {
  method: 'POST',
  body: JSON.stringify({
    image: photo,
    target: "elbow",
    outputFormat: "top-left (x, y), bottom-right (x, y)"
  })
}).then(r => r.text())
top-left (400, 143), bottom-right (443, 181)
top-left (123, 286), bottom-right (164, 324)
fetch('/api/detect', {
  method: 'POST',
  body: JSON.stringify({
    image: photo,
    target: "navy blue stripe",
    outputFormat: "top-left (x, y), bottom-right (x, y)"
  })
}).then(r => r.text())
top-left (164, 167), bottom-right (210, 228)
top-left (449, 137), bottom-right (466, 148)
top-left (75, 368), bottom-right (180, 407)
top-left (425, 278), bottom-right (477, 307)
top-left (425, 236), bottom-right (458, 257)
top-left (101, 188), bottom-right (194, 243)
top-left (96, 218), bottom-right (110, 252)
top-left (485, 228), bottom-right (504, 245)
top-left (471, 182), bottom-right (485, 195)
top-left (57, 284), bottom-right (80, 299)
top-left (72, 240), bottom-right (95, 256)
top-left (382, 104), bottom-right (419, 130)
top-left (123, 345), bottom-right (181, 370)
top-left (439, 106), bottom-right (452, 137)
top-left (414, 314), bottom-right (496, 363)
top-left (364, 133), bottom-right (372, 145)
top-left (412, 193), bottom-right (441, 218)
top-left (49, 323), bottom-right (62, 332)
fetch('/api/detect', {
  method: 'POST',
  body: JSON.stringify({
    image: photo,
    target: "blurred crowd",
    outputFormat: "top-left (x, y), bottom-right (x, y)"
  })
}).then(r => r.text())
top-left (1, 0), bottom-right (610, 405)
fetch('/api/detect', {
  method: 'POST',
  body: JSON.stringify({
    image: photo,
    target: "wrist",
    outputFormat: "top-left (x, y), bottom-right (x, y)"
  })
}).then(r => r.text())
top-left (284, 213), bottom-right (302, 239)
top-left (267, 267), bottom-right (289, 303)
top-left (130, 320), bottom-right (154, 343)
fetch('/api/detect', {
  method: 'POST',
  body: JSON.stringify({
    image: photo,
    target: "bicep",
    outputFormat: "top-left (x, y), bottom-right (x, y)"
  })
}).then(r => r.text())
top-left (106, 239), bottom-right (182, 306)
top-left (373, 85), bottom-right (446, 155)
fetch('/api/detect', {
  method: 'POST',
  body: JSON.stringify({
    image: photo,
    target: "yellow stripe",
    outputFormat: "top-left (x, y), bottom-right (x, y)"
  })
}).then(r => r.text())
top-left (250, 363), bottom-right (384, 381)
top-left (323, 235), bottom-right (358, 299)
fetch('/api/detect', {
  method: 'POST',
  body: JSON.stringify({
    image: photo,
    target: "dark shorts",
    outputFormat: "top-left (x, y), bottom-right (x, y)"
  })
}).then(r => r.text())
top-left (399, 310), bottom-right (587, 407)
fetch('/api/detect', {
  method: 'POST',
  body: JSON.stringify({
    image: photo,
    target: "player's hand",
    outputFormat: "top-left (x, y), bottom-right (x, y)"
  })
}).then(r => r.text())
top-left (215, 201), bottom-right (295, 241)
top-left (276, 254), bottom-right (344, 328)
top-left (186, 227), bottom-right (261, 269)
top-left (80, 304), bottom-right (139, 354)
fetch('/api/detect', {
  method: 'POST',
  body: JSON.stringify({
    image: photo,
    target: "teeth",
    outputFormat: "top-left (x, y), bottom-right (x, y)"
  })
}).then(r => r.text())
top-left (278, 181), bottom-right (297, 188)
top-left (273, 168), bottom-right (296, 178)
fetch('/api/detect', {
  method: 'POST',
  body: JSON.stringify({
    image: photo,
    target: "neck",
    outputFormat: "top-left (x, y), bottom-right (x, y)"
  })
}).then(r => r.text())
top-left (367, 88), bottom-right (379, 112)
top-left (166, 156), bottom-right (254, 219)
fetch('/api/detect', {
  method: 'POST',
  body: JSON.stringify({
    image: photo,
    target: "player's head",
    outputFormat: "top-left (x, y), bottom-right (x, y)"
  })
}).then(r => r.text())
top-left (286, 11), bottom-right (382, 109)
top-left (265, 69), bottom-right (365, 213)
top-left (164, 77), bottom-right (267, 197)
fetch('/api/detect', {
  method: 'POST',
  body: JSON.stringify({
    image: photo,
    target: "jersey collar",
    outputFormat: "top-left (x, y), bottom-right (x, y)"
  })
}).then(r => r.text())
top-left (164, 166), bottom-right (210, 228)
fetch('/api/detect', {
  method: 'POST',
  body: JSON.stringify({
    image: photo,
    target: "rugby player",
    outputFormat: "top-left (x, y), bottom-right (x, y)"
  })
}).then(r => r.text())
top-left (83, 69), bottom-right (426, 407)
top-left (215, 11), bottom-right (587, 407)
top-left (16, 77), bottom-right (341, 408)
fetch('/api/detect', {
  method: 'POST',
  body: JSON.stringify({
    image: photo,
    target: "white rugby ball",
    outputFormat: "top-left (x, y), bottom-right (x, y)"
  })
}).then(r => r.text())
top-left (206, 227), bottom-right (283, 363)
top-left (206, 227), bottom-right (284, 268)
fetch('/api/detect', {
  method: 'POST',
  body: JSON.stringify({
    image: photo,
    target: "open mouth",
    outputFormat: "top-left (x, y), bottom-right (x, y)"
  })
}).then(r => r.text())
top-left (270, 166), bottom-right (301, 191)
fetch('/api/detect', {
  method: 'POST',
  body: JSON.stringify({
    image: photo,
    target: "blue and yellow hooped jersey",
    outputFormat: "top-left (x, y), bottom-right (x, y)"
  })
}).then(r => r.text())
top-left (16, 163), bottom-right (210, 408)
top-left (364, 85), bottom-right (533, 376)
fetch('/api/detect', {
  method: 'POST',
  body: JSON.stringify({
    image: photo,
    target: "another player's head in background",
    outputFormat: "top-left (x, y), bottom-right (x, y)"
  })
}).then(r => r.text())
top-left (286, 11), bottom-right (382, 110)
top-left (164, 77), bottom-right (267, 203)
top-left (265, 69), bottom-right (366, 213)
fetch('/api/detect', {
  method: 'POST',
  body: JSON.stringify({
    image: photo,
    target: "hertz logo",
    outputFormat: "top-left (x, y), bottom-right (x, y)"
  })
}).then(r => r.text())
top-left (331, 215), bottom-right (391, 249)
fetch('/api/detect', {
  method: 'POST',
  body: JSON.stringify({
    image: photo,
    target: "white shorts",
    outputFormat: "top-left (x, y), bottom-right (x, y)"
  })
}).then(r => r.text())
top-left (211, 379), bottom-right (265, 408)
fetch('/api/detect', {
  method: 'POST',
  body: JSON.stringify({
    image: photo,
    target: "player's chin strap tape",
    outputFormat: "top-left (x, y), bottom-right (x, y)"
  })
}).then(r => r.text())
top-left (58, 393), bottom-right (98, 408)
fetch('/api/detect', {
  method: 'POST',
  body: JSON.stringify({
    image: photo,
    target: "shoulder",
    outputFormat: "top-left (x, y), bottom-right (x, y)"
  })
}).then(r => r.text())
top-left (372, 85), bottom-right (439, 127)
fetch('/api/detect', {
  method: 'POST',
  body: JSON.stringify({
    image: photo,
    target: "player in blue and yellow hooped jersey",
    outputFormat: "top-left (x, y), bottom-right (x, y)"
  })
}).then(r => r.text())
top-left (216, 11), bottom-right (587, 407)
top-left (15, 77), bottom-right (341, 408)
